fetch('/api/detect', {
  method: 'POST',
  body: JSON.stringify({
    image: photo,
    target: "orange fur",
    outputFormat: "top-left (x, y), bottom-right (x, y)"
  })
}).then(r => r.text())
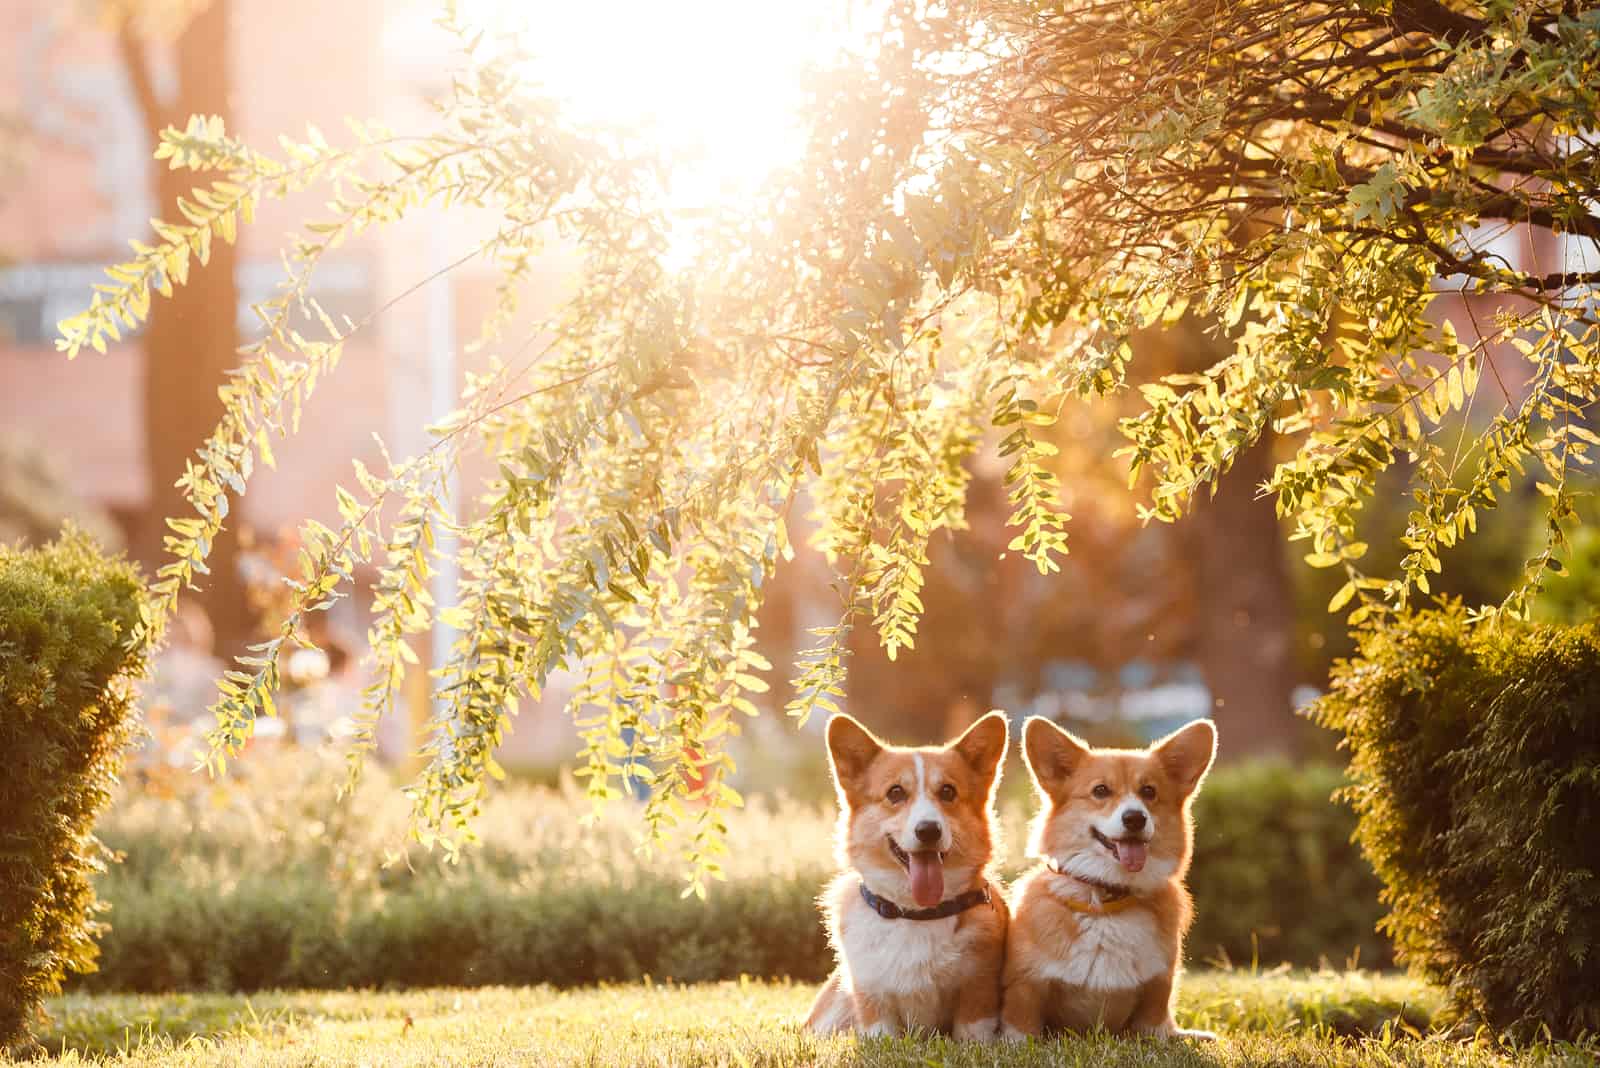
top-left (1001, 718), bottom-right (1217, 1040)
top-left (805, 712), bottom-right (1011, 1040)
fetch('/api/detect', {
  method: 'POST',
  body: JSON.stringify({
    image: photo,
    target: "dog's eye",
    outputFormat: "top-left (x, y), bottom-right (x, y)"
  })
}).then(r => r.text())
top-left (886, 785), bottom-right (907, 804)
top-left (1091, 783), bottom-right (1112, 800)
top-left (938, 783), bottom-right (957, 802)
top-left (1139, 784), bottom-right (1157, 801)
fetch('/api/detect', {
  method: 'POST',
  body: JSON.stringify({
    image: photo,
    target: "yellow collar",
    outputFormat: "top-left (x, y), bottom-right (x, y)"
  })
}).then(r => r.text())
top-left (1044, 861), bottom-right (1139, 915)
top-left (1058, 893), bottom-right (1138, 916)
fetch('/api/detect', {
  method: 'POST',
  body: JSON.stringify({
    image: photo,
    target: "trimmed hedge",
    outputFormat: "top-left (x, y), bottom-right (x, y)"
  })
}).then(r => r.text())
top-left (1317, 605), bottom-right (1600, 1040)
top-left (78, 753), bottom-right (1387, 992)
top-left (1188, 762), bottom-right (1389, 969)
top-left (85, 871), bottom-right (830, 992)
top-left (0, 532), bottom-right (147, 1052)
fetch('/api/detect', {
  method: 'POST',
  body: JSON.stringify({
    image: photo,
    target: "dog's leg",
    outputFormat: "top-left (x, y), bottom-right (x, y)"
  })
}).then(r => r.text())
top-left (1125, 973), bottom-right (1212, 1039)
top-left (805, 971), bottom-right (854, 1034)
top-left (951, 944), bottom-right (1004, 1041)
top-left (999, 978), bottom-right (1045, 1042)
top-left (1124, 972), bottom-right (1176, 1036)
top-left (852, 991), bottom-right (896, 1037)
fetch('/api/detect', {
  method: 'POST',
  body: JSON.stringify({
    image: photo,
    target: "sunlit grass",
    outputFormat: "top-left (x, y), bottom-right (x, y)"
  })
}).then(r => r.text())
top-left (15, 975), bottom-right (1595, 1067)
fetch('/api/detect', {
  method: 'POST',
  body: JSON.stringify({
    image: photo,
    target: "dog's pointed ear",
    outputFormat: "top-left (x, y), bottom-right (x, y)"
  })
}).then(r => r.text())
top-left (826, 714), bottom-right (884, 804)
top-left (949, 711), bottom-right (1010, 792)
top-left (1023, 717), bottom-right (1091, 801)
top-left (1152, 718), bottom-right (1217, 797)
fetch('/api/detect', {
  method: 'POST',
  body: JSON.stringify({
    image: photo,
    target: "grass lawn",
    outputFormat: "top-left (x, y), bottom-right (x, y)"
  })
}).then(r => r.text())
top-left (10, 972), bottom-right (1592, 1066)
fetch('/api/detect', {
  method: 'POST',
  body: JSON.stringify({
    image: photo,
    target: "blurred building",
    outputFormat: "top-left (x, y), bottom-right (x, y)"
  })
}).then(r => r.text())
top-left (0, 0), bottom-right (582, 766)
top-left (2, 1), bottom-right (383, 529)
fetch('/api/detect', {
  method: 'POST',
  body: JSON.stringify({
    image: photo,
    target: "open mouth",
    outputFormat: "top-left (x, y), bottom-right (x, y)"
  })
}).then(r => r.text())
top-left (887, 835), bottom-right (949, 909)
top-left (1091, 826), bottom-right (1150, 873)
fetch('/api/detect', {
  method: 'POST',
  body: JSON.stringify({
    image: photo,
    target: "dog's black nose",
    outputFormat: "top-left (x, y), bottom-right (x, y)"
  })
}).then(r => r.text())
top-left (914, 820), bottom-right (942, 845)
top-left (1121, 809), bottom-right (1148, 832)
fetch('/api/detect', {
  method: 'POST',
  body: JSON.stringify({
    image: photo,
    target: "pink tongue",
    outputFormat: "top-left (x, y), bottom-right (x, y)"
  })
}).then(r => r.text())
top-left (1116, 840), bottom-right (1148, 873)
top-left (908, 851), bottom-right (945, 908)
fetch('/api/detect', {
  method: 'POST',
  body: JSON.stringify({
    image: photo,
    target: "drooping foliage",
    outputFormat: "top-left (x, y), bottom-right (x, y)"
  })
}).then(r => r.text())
top-left (55, 0), bottom-right (1600, 885)
top-left (0, 531), bottom-right (148, 1052)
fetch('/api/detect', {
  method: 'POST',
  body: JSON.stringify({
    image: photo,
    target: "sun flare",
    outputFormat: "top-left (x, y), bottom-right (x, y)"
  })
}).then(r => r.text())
top-left (457, 0), bottom-right (863, 212)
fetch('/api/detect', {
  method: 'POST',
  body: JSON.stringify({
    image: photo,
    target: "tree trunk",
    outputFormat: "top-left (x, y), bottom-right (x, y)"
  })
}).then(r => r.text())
top-left (1180, 433), bottom-right (1302, 759)
top-left (1139, 316), bottom-right (1301, 760)
top-left (121, 1), bottom-right (251, 657)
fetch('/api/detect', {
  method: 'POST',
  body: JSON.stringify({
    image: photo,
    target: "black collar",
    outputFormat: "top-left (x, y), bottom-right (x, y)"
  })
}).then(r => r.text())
top-left (859, 881), bottom-right (992, 921)
top-left (1044, 859), bottom-right (1134, 902)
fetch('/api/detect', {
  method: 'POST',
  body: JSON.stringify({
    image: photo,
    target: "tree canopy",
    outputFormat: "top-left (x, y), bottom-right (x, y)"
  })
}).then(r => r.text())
top-left (55, 0), bottom-right (1600, 887)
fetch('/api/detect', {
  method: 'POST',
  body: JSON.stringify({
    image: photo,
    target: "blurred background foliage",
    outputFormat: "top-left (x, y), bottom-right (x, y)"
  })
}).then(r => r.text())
top-left (0, 434), bottom-right (123, 550)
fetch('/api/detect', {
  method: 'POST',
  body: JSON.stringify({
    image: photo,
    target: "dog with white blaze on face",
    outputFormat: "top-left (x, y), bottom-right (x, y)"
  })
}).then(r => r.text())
top-left (1001, 717), bottom-right (1217, 1041)
top-left (805, 711), bottom-right (1011, 1040)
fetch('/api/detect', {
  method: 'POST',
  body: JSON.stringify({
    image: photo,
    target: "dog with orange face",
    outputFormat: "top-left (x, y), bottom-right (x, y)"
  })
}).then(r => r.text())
top-left (805, 712), bottom-right (1010, 1040)
top-left (1001, 717), bottom-right (1217, 1041)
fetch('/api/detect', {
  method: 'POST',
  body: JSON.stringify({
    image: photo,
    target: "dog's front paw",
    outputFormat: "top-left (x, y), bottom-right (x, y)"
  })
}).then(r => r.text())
top-left (999, 1023), bottom-right (1033, 1043)
top-left (954, 1017), bottom-right (999, 1043)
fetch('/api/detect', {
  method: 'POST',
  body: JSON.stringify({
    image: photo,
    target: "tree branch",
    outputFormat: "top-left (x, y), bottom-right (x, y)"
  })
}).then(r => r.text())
top-left (1474, 193), bottom-right (1600, 244)
top-left (1386, 0), bottom-right (1486, 45)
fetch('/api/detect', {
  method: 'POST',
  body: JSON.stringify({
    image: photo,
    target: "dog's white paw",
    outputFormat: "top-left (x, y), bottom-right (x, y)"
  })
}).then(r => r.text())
top-left (954, 1017), bottom-right (999, 1042)
top-left (999, 1023), bottom-right (1032, 1043)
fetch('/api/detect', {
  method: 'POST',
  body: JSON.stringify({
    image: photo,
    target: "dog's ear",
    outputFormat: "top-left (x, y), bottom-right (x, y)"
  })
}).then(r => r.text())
top-left (1151, 718), bottom-right (1217, 797)
top-left (949, 711), bottom-right (1010, 794)
top-left (826, 714), bottom-right (884, 805)
top-left (1023, 717), bottom-right (1091, 801)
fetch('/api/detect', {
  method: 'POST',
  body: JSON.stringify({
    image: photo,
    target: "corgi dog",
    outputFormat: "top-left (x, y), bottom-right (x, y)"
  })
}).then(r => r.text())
top-left (1001, 717), bottom-right (1217, 1041)
top-left (805, 711), bottom-right (1011, 1040)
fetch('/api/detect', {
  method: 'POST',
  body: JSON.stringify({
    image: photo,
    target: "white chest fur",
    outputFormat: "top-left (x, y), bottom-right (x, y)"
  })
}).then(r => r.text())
top-left (1033, 909), bottom-right (1166, 992)
top-left (834, 885), bottom-right (972, 1032)
top-left (842, 908), bottom-right (963, 993)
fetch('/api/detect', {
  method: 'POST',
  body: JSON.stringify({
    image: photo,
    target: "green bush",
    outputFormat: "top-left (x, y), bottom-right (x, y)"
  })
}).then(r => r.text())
top-left (0, 531), bottom-right (148, 1052)
top-left (1188, 763), bottom-right (1389, 969)
top-left (78, 750), bottom-right (1386, 992)
top-left (1316, 605), bottom-right (1600, 1040)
